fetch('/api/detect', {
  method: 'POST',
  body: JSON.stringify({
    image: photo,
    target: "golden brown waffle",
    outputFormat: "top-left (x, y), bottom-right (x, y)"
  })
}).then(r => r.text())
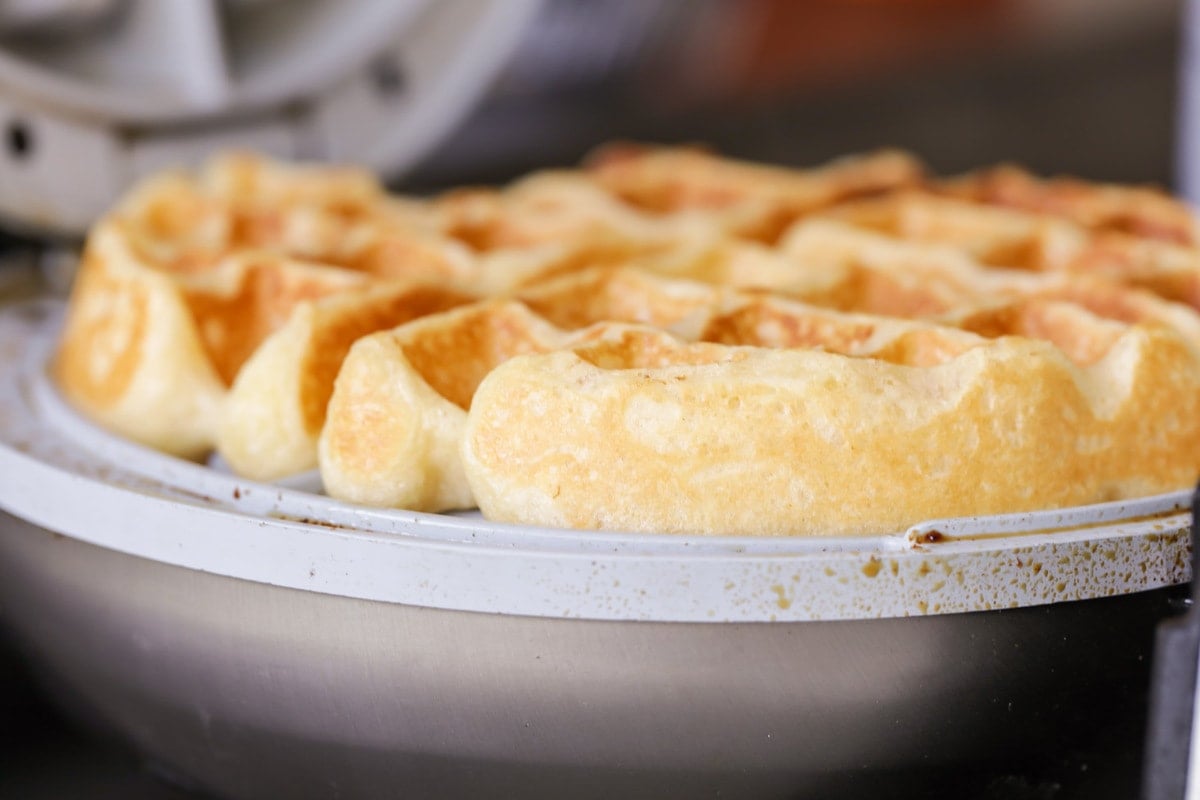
top-left (55, 222), bottom-right (358, 456)
top-left (320, 272), bottom-right (758, 510)
top-left (319, 301), bottom-right (568, 509)
top-left (114, 156), bottom-right (471, 281)
top-left (55, 215), bottom-right (475, 459)
top-left (319, 266), bottom-right (1200, 520)
top-left (462, 302), bottom-right (1200, 536)
top-left (55, 154), bottom-right (674, 463)
top-left (585, 143), bottom-right (925, 242)
top-left (216, 281), bottom-right (475, 479)
top-left (431, 173), bottom-right (715, 252)
top-left (814, 192), bottom-right (1200, 309)
top-left (53, 146), bottom-right (1200, 536)
top-left (938, 163), bottom-right (1200, 246)
top-left (777, 218), bottom-right (1200, 343)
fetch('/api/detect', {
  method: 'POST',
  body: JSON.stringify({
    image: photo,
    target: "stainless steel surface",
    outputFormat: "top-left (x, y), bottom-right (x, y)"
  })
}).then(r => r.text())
top-left (0, 511), bottom-right (1180, 799)
top-left (1143, 485), bottom-right (1200, 800)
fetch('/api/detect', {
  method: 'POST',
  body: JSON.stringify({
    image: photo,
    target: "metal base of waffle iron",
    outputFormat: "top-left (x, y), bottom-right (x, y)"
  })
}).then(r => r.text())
top-left (0, 511), bottom-right (1182, 800)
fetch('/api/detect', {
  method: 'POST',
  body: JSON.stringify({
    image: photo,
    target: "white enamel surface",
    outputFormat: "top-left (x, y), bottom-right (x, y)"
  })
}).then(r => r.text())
top-left (0, 301), bottom-right (1190, 622)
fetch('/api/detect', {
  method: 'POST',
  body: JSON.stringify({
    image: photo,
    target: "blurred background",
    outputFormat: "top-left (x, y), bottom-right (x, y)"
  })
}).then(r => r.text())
top-left (0, 0), bottom-right (1188, 240)
top-left (414, 0), bottom-right (1184, 188)
top-left (0, 0), bottom-right (1191, 797)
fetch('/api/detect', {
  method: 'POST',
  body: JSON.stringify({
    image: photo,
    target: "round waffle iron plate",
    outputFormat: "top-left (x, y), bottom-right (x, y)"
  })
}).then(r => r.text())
top-left (0, 300), bottom-right (1190, 799)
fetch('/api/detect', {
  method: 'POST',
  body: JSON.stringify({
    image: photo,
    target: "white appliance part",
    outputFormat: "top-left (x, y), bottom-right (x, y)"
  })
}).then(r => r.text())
top-left (0, 299), bottom-right (1189, 624)
top-left (0, 0), bottom-right (539, 235)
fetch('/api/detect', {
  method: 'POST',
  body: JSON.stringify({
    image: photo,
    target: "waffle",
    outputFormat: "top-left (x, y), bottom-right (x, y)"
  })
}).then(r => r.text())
top-left (319, 270), bottom-right (755, 509)
top-left (320, 261), bottom-right (1200, 519)
top-left (56, 157), bottom-right (672, 464)
top-left (431, 172), bottom-right (716, 252)
top-left (777, 219), bottom-right (1200, 343)
top-left (584, 143), bottom-right (925, 242)
top-left (319, 301), bottom-right (568, 509)
top-left (517, 229), bottom-right (1200, 345)
top-left (216, 251), bottom-right (747, 481)
top-left (220, 262), bottom-right (734, 482)
top-left (55, 221), bottom-right (371, 456)
top-left (939, 163), bottom-right (1200, 246)
top-left (217, 281), bottom-right (474, 480)
top-left (816, 192), bottom-right (1200, 309)
top-left (462, 301), bottom-right (1200, 536)
top-left (114, 155), bottom-right (472, 281)
top-left (52, 146), bottom-right (1200, 537)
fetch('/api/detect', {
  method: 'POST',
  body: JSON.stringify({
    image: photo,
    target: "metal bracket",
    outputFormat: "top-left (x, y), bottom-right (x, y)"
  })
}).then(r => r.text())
top-left (1142, 481), bottom-right (1200, 799)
